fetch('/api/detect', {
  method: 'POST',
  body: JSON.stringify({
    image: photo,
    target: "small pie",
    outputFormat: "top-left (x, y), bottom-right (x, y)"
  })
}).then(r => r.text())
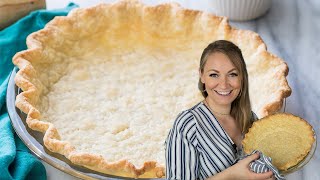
top-left (13, 0), bottom-right (291, 178)
top-left (242, 113), bottom-right (315, 171)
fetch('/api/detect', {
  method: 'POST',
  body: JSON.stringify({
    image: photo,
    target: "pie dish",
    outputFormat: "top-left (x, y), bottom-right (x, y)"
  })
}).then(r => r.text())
top-left (12, 0), bottom-right (291, 178)
top-left (242, 113), bottom-right (315, 171)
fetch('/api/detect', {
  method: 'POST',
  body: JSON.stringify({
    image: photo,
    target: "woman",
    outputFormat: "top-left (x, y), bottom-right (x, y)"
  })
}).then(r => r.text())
top-left (165, 40), bottom-right (274, 180)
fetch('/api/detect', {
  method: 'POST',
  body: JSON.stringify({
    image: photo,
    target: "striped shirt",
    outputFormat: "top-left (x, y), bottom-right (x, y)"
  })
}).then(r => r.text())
top-left (165, 101), bottom-right (256, 180)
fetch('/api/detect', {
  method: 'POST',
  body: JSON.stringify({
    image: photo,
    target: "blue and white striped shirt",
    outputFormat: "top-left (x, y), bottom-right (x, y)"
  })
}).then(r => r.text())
top-left (165, 102), bottom-right (253, 180)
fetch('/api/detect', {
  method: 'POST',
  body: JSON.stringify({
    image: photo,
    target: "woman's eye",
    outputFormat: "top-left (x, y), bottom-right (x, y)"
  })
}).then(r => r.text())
top-left (229, 73), bottom-right (238, 77)
top-left (209, 73), bottom-right (218, 78)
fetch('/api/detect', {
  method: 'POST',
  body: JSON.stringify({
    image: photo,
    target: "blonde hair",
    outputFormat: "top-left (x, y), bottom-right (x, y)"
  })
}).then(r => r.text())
top-left (198, 40), bottom-right (253, 134)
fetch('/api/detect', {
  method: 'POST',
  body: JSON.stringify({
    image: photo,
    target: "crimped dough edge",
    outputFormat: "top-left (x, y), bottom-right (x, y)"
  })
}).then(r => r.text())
top-left (13, 0), bottom-right (291, 178)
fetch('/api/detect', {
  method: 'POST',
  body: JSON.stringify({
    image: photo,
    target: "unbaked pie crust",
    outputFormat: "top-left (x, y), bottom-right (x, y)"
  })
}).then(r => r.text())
top-left (243, 113), bottom-right (315, 171)
top-left (13, 0), bottom-right (291, 178)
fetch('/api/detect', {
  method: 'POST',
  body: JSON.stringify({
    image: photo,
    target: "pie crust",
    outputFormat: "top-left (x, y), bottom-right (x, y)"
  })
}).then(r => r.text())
top-left (13, 0), bottom-right (291, 178)
top-left (242, 113), bottom-right (315, 171)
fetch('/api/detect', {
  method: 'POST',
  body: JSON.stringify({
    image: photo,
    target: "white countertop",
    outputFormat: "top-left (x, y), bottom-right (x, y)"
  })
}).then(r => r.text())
top-left (41, 0), bottom-right (320, 179)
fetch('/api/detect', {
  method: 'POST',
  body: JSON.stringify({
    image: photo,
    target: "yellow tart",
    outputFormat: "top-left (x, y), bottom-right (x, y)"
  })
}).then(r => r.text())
top-left (243, 113), bottom-right (315, 171)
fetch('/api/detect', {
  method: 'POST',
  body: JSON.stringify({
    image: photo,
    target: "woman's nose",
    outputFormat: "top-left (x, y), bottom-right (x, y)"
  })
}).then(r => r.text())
top-left (219, 77), bottom-right (228, 88)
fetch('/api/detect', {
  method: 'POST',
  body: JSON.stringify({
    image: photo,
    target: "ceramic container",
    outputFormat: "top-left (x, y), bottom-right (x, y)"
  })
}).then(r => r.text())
top-left (210, 0), bottom-right (271, 21)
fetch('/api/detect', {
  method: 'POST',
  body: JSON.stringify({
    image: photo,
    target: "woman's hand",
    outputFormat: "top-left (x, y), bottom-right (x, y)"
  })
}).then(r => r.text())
top-left (230, 152), bottom-right (274, 179)
top-left (207, 153), bottom-right (274, 180)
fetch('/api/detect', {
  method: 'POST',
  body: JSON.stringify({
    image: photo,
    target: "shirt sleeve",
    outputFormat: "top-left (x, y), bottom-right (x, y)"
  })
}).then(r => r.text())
top-left (165, 111), bottom-right (199, 180)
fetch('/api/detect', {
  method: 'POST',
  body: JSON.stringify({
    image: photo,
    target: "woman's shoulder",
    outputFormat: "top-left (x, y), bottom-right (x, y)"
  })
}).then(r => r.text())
top-left (172, 109), bottom-right (197, 133)
top-left (174, 109), bottom-right (195, 123)
top-left (171, 102), bottom-right (203, 132)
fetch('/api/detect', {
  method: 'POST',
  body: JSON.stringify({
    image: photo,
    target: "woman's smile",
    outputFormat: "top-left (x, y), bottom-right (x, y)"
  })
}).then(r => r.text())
top-left (214, 90), bottom-right (233, 96)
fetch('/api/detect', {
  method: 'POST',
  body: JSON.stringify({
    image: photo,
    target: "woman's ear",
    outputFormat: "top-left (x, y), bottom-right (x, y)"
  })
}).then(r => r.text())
top-left (199, 69), bottom-right (205, 84)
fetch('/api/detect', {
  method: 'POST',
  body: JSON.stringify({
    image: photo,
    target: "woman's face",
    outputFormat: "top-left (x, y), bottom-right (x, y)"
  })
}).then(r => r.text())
top-left (200, 52), bottom-right (241, 106)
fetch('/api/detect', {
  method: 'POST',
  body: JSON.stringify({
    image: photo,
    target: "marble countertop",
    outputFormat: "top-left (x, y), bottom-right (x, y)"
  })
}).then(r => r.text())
top-left (41, 0), bottom-right (319, 179)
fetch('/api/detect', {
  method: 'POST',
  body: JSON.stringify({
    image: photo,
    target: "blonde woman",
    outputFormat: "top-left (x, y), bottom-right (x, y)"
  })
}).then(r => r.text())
top-left (165, 40), bottom-right (274, 180)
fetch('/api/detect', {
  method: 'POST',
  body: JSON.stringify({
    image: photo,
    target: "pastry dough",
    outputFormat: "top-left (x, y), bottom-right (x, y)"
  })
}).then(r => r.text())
top-left (13, 0), bottom-right (291, 178)
top-left (242, 113), bottom-right (315, 171)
